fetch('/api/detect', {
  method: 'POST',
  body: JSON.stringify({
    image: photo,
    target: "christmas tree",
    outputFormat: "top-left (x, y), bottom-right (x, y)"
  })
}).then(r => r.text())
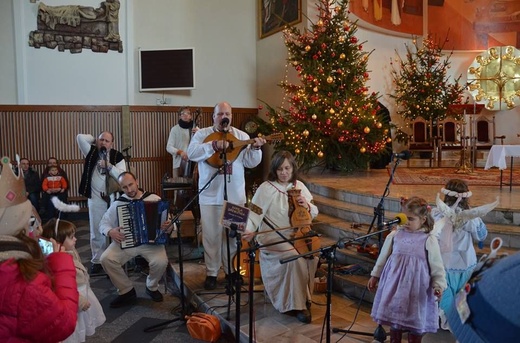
top-left (259, 0), bottom-right (391, 172)
top-left (390, 35), bottom-right (467, 143)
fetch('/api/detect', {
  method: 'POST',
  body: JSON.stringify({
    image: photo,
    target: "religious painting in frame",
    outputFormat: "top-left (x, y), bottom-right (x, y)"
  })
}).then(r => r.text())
top-left (259, 0), bottom-right (302, 39)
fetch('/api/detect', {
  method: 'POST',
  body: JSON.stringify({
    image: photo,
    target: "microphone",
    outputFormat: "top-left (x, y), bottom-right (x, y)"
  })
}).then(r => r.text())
top-left (122, 145), bottom-right (132, 153)
top-left (220, 117), bottom-right (230, 130)
top-left (99, 147), bottom-right (108, 175)
top-left (393, 150), bottom-right (412, 160)
top-left (382, 213), bottom-right (408, 227)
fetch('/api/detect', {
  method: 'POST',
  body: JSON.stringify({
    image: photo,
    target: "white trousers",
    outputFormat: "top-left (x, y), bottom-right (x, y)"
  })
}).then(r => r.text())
top-left (200, 204), bottom-right (237, 277)
top-left (100, 241), bottom-right (168, 294)
top-left (88, 198), bottom-right (109, 264)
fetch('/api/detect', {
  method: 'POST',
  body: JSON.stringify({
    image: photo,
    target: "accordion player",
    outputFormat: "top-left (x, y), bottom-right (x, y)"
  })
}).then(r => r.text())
top-left (117, 199), bottom-right (170, 249)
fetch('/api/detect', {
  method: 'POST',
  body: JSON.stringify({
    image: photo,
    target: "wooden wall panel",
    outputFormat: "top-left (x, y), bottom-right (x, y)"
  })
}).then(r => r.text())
top-left (0, 105), bottom-right (258, 202)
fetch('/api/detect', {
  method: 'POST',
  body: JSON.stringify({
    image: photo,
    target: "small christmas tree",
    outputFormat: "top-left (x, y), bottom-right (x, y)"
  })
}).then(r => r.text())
top-left (260, 0), bottom-right (391, 172)
top-left (390, 35), bottom-right (467, 143)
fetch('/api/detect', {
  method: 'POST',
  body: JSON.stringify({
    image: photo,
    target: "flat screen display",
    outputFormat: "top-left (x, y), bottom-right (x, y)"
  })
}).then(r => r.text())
top-left (139, 48), bottom-right (195, 91)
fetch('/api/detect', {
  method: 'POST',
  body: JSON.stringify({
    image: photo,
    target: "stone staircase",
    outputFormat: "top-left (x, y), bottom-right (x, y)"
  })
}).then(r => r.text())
top-left (306, 179), bottom-right (520, 304)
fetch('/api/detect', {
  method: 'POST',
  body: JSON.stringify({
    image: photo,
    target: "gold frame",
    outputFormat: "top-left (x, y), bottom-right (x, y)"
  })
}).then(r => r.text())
top-left (259, 0), bottom-right (302, 39)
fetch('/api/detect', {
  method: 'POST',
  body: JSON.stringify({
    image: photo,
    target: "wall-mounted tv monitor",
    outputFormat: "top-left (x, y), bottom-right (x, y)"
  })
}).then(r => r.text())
top-left (139, 48), bottom-right (195, 92)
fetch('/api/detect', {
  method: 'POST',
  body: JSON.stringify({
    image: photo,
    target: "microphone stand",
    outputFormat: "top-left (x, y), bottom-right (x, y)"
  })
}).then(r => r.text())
top-left (240, 233), bottom-right (322, 343)
top-left (359, 157), bottom-right (402, 253)
top-left (280, 229), bottom-right (393, 343)
top-left (220, 126), bottom-right (235, 323)
top-left (143, 166), bottom-right (223, 333)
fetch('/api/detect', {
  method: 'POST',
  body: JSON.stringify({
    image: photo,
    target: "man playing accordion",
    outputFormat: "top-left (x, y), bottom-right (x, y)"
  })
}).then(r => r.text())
top-left (99, 172), bottom-right (173, 308)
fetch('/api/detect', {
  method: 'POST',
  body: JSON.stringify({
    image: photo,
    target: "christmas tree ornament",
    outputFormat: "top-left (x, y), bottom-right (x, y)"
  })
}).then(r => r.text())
top-left (317, 151), bottom-right (324, 158)
top-left (327, 76), bottom-right (333, 83)
top-left (364, 127), bottom-right (370, 134)
top-left (360, 147), bottom-right (366, 153)
top-left (303, 130), bottom-right (309, 137)
top-left (340, 53), bottom-right (345, 59)
top-left (312, 114), bottom-right (317, 120)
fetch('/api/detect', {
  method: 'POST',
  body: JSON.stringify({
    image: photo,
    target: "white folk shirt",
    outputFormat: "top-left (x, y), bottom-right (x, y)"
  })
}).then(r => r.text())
top-left (187, 126), bottom-right (262, 206)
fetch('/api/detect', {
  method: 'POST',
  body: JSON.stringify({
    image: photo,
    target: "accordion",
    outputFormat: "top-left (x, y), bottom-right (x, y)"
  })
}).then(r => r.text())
top-left (117, 199), bottom-right (170, 249)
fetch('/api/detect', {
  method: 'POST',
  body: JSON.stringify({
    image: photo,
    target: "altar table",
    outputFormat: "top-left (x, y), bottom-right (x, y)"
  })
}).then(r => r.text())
top-left (485, 145), bottom-right (520, 191)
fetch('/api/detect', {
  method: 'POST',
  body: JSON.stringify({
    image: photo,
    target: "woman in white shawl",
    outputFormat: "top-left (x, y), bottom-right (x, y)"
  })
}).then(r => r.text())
top-left (243, 151), bottom-right (319, 324)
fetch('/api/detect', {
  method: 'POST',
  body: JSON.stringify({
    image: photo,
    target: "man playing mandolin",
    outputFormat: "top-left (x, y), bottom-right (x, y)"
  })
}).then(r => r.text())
top-left (187, 101), bottom-right (266, 290)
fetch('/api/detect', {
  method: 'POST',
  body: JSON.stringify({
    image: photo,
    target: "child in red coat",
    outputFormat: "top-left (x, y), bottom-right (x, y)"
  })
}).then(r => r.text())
top-left (0, 156), bottom-right (79, 342)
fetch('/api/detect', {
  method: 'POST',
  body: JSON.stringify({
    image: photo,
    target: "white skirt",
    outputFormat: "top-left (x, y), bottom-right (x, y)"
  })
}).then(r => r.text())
top-left (63, 284), bottom-right (106, 343)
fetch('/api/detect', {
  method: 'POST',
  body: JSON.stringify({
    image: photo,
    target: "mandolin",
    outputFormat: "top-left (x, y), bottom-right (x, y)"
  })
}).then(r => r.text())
top-left (204, 132), bottom-right (283, 168)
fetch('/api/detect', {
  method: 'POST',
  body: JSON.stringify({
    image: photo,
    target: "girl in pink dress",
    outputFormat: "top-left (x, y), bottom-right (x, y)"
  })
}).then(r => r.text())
top-left (367, 197), bottom-right (447, 343)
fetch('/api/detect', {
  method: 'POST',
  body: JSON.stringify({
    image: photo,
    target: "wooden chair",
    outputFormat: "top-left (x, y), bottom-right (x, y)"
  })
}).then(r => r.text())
top-left (471, 114), bottom-right (505, 165)
top-left (436, 116), bottom-right (464, 167)
top-left (406, 116), bottom-right (436, 167)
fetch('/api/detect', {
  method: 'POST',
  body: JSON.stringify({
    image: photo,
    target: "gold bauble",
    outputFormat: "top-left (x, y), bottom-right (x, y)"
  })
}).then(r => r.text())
top-left (313, 87), bottom-right (318, 92)
top-left (317, 19), bottom-right (323, 26)
top-left (339, 53), bottom-right (346, 59)
top-left (303, 129), bottom-right (309, 137)
top-left (376, 122), bottom-right (382, 129)
top-left (311, 114), bottom-right (317, 120)
top-left (386, 138), bottom-right (392, 143)
top-left (295, 148), bottom-right (300, 154)
top-left (360, 147), bottom-right (366, 153)
top-left (337, 121), bottom-right (343, 127)
top-left (364, 127), bottom-right (370, 134)
top-left (326, 76), bottom-right (333, 83)
top-left (339, 36), bottom-right (345, 43)
top-left (317, 151), bottom-right (324, 158)
top-left (329, 108), bottom-right (335, 114)
top-left (305, 45), bottom-right (311, 52)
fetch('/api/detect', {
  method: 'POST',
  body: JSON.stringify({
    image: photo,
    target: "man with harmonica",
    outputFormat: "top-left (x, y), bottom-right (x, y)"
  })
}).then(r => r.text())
top-left (99, 172), bottom-right (172, 308)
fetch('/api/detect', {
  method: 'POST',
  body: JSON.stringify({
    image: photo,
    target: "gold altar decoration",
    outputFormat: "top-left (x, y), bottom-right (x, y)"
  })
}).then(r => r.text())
top-left (467, 46), bottom-right (520, 111)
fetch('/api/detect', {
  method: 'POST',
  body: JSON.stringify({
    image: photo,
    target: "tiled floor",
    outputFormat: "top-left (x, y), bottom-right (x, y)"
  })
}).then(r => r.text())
top-left (84, 161), bottom-right (519, 342)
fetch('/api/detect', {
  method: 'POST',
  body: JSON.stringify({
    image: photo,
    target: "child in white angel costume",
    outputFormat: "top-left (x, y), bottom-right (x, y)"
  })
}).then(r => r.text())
top-left (430, 179), bottom-right (499, 330)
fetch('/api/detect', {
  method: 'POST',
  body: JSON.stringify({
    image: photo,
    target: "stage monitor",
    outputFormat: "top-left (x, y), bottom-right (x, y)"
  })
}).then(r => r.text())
top-left (138, 48), bottom-right (195, 92)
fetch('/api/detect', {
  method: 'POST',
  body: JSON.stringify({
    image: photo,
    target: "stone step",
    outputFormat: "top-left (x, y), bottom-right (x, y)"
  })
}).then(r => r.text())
top-left (307, 180), bottom-right (520, 227)
top-left (312, 192), bottom-right (520, 249)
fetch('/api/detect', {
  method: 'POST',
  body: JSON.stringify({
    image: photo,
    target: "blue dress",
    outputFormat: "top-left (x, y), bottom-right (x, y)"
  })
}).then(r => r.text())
top-left (370, 230), bottom-right (439, 334)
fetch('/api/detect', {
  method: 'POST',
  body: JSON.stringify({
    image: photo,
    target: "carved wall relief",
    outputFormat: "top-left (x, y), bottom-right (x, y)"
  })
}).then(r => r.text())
top-left (28, 1), bottom-right (123, 53)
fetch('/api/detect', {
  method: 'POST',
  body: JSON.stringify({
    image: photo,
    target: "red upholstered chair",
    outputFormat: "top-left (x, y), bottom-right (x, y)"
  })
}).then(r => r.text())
top-left (436, 116), bottom-right (464, 167)
top-left (471, 114), bottom-right (505, 165)
top-left (406, 116), bottom-right (436, 167)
